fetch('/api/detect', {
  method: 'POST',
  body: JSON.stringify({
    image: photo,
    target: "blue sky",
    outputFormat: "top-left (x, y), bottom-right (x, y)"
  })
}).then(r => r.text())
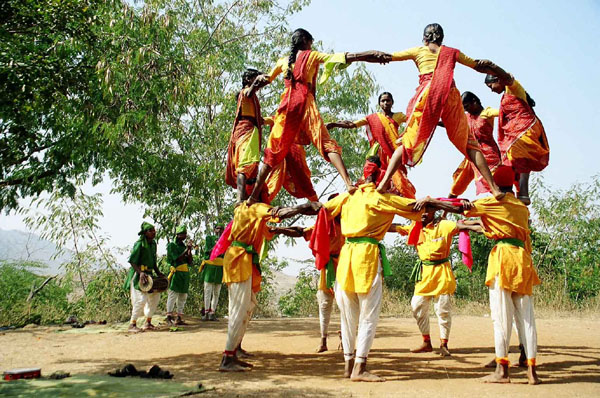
top-left (2, 0), bottom-right (599, 275)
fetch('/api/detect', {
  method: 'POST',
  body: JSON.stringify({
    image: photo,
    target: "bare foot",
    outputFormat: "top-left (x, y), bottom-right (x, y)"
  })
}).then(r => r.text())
top-left (351, 370), bottom-right (385, 382)
top-left (492, 190), bottom-right (506, 201)
top-left (127, 324), bottom-right (142, 333)
top-left (219, 356), bottom-right (247, 372)
top-left (484, 358), bottom-right (497, 368)
top-left (343, 359), bottom-right (354, 378)
top-left (410, 340), bottom-right (433, 353)
top-left (317, 345), bottom-right (327, 353)
top-left (528, 365), bottom-right (541, 385)
top-left (481, 363), bottom-right (510, 384)
top-left (237, 348), bottom-right (253, 359)
top-left (233, 356), bottom-right (253, 369)
top-left (439, 344), bottom-right (451, 357)
top-left (142, 322), bottom-right (156, 331)
top-left (518, 196), bottom-right (531, 206)
top-left (347, 184), bottom-right (357, 194)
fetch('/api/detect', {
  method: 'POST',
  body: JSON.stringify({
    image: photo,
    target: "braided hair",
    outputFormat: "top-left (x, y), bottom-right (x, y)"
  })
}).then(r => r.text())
top-left (485, 74), bottom-right (536, 107)
top-left (285, 28), bottom-right (314, 81)
top-left (423, 23), bottom-right (444, 45)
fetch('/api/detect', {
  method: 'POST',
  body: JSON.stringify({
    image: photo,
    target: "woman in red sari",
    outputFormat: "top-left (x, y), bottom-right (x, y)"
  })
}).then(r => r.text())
top-left (248, 28), bottom-right (389, 204)
top-left (449, 91), bottom-right (502, 197)
top-left (484, 72), bottom-right (549, 204)
top-left (326, 92), bottom-right (416, 198)
top-left (376, 23), bottom-right (505, 200)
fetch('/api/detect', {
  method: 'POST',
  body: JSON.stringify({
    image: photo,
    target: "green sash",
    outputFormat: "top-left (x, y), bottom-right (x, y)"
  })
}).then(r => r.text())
top-left (346, 237), bottom-right (391, 277)
top-left (325, 254), bottom-right (338, 289)
top-left (410, 257), bottom-right (450, 283)
top-left (231, 241), bottom-right (262, 275)
top-left (495, 238), bottom-right (525, 248)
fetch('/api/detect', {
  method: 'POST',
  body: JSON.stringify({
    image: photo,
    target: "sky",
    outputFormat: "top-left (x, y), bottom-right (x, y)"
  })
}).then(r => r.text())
top-left (2, 0), bottom-right (600, 275)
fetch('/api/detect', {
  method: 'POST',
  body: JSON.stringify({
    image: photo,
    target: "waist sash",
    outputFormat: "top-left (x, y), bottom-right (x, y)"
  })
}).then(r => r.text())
top-left (346, 237), bottom-right (391, 277)
top-left (495, 238), bottom-right (525, 248)
top-left (167, 263), bottom-right (189, 281)
top-left (231, 240), bottom-right (262, 274)
top-left (410, 257), bottom-right (450, 283)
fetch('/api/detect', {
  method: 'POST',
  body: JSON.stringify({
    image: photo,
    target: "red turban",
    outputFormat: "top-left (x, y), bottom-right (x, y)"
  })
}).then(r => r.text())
top-left (363, 160), bottom-right (380, 181)
top-left (493, 165), bottom-right (515, 188)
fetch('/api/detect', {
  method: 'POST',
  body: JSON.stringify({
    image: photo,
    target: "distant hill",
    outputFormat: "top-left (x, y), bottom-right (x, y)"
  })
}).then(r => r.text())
top-left (0, 229), bottom-right (72, 275)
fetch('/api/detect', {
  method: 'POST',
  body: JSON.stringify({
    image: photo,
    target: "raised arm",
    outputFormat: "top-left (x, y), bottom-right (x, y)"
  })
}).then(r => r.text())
top-left (245, 74), bottom-right (270, 97)
top-left (269, 226), bottom-right (306, 238)
top-left (457, 219), bottom-right (484, 233)
top-left (412, 197), bottom-right (473, 214)
top-left (475, 59), bottom-right (513, 85)
top-left (326, 120), bottom-right (358, 130)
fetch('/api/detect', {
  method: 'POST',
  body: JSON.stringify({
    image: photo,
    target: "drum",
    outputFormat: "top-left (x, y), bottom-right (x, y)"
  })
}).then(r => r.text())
top-left (139, 275), bottom-right (169, 293)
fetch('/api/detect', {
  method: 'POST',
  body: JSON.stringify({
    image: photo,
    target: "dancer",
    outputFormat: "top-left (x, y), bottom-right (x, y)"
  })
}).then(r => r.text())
top-left (390, 209), bottom-right (478, 356)
top-left (326, 92), bottom-right (416, 198)
top-left (377, 23), bottom-right (504, 199)
top-left (302, 193), bottom-right (345, 352)
top-left (225, 68), bottom-right (274, 203)
top-left (201, 225), bottom-right (225, 321)
top-left (320, 157), bottom-right (463, 382)
top-left (440, 166), bottom-right (541, 384)
top-left (484, 69), bottom-right (549, 204)
top-left (219, 199), bottom-right (320, 371)
top-left (449, 91), bottom-right (502, 197)
top-left (248, 28), bottom-right (390, 203)
top-left (165, 225), bottom-right (194, 326)
top-left (124, 222), bottom-right (164, 332)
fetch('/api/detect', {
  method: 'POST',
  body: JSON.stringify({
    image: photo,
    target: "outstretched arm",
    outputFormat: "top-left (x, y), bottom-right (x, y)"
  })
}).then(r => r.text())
top-left (457, 219), bottom-right (484, 233)
top-left (326, 120), bottom-right (357, 130)
top-left (245, 74), bottom-right (270, 97)
top-left (269, 226), bottom-right (305, 238)
top-left (475, 59), bottom-right (513, 85)
top-left (412, 197), bottom-right (473, 214)
top-left (346, 50), bottom-right (391, 64)
top-left (273, 201), bottom-right (322, 220)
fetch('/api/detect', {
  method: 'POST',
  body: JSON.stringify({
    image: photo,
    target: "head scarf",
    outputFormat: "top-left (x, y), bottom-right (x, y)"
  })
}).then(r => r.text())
top-left (175, 225), bottom-right (187, 235)
top-left (363, 159), bottom-right (380, 181)
top-left (138, 221), bottom-right (155, 236)
top-left (493, 165), bottom-right (515, 188)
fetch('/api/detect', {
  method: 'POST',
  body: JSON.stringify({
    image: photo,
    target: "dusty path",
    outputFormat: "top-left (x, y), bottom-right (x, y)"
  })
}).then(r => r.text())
top-left (1, 316), bottom-right (599, 397)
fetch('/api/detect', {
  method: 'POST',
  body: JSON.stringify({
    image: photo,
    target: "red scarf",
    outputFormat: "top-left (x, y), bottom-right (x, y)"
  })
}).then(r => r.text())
top-left (308, 208), bottom-right (332, 271)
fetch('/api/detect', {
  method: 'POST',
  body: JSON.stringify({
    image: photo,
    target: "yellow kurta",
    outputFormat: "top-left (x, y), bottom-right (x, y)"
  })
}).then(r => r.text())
top-left (464, 193), bottom-right (541, 295)
top-left (223, 203), bottom-right (278, 291)
top-left (391, 46), bottom-right (477, 74)
top-left (323, 183), bottom-right (423, 294)
top-left (397, 220), bottom-right (458, 296)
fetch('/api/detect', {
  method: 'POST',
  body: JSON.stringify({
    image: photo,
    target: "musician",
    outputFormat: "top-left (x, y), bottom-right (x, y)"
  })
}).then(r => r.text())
top-left (166, 225), bottom-right (194, 326)
top-left (124, 221), bottom-right (165, 332)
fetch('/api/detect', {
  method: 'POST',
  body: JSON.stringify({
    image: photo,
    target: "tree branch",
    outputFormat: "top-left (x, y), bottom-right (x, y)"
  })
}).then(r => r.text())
top-left (27, 275), bottom-right (57, 301)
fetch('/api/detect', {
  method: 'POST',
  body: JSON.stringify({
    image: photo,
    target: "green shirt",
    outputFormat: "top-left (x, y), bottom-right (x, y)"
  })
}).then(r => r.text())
top-left (167, 240), bottom-right (191, 293)
top-left (124, 237), bottom-right (157, 291)
top-left (203, 235), bottom-right (218, 260)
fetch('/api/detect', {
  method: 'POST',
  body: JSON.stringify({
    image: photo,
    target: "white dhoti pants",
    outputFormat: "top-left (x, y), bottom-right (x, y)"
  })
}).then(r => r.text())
top-left (317, 289), bottom-right (334, 338)
top-left (489, 276), bottom-right (537, 360)
top-left (204, 282), bottom-right (222, 312)
top-left (166, 290), bottom-right (188, 315)
top-left (130, 283), bottom-right (160, 322)
top-left (335, 265), bottom-right (383, 364)
top-left (225, 278), bottom-right (257, 353)
top-left (410, 294), bottom-right (452, 340)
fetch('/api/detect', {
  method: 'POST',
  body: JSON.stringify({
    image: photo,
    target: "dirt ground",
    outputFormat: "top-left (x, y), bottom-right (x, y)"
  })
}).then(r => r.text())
top-left (1, 315), bottom-right (599, 397)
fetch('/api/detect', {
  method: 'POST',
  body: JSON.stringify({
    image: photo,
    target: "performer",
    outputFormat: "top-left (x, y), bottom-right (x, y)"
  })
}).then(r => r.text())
top-left (225, 68), bottom-right (274, 203)
top-left (165, 225), bottom-right (194, 326)
top-left (377, 23), bottom-right (505, 200)
top-left (124, 222), bottom-right (164, 332)
top-left (320, 157), bottom-right (453, 382)
top-left (302, 193), bottom-right (345, 353)
top-left (326, 92), bottom-right (416, 198)
top-left (201, 225), bottom-right (225, 321)
top-left (391, 210), bottom-right (477, 356)
top-left (437, 166), bottom-right (541, 384)
top-left (449, 91), bottom-right (502, 197)
top-left (219, 199), bottom-right (320, 371)
top-left (484, 70), bottom-right (549, 204)
top-left (248, 28), bottom-right (390, 204)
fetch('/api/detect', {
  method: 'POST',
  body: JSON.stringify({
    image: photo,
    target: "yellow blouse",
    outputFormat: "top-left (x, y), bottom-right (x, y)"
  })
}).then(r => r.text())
top-left (223, 202), bottom-right (278, 285)
top-left (324, 183), bottom-right (423, 293)
top-left (267, 52), bottom-right (343, 85)
top-left (353, 112), bottom-right (407, 128)
top-left (239, 88), bottom-right (257, 119)
top-left (391, 46), bottom-right (477, 75)
top-left (505, 79), bottom-right (527, 102)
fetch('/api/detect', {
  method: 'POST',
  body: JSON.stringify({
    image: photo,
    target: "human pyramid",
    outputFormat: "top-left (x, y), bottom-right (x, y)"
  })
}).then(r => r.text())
top-left (125, 23), bottom-right (549, 386)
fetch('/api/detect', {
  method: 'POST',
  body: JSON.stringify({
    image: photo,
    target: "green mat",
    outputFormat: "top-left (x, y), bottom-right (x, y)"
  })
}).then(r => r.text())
top-left (0, 375), bottom-right (203, 397)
